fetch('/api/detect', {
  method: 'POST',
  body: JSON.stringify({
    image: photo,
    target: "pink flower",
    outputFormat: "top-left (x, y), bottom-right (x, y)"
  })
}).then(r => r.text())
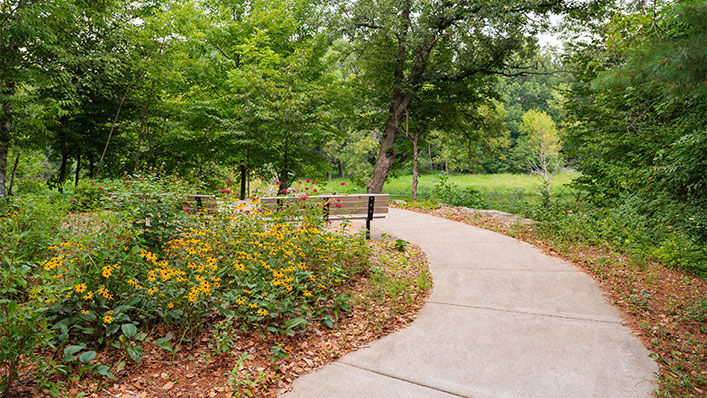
top-left (313, 189), bottom-right (318, 193)
top-left (97, 187), bottom-right (103, 190)
top-left (297, 181), bottom-right (302, 184)
top-left (219, 189), bottom-right (224, 193)
top-left (305, 187), bottom-right (310, 190)
top-left (334, 203), bottom-right (342, 208)
top-left (301, 195), bottom-right (307, 201)
top-left (275, 181), bottom-right (281, 185)
top-left (313, 180), bottom-right (317, 184)
top-left (226, 189), bottom-right (232, 194)
top-left (305, 179), bottom-right (311, 183)
top-left (340, 182), bottom-right (347, 186)
top-left (182, 206), bottom-right (189, 212)
top-left (69, 198), bottom-right (74, 202)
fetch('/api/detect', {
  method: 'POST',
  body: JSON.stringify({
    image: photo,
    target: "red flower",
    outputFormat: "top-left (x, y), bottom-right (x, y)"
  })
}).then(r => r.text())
top-left (301, 195), bottom-right (307, 201)
top-left (69, 198), bottom-right (74, 202)
top-left (313, 189), bottom-right (318, 193)
top-left (182, 206), bottom-right (189, 212)
top-left (340, 182), bottom-right (347, 186)
top-left (275, 181), bottom-right (282, 185)
top-left (305, 187), bottom-right (310, 190)
top-left (305, 179), bottom-right (311, 183)
top-left (97, 187), bottom-right (103, 190)
top-left (334, 203), bottom-right (342, 208)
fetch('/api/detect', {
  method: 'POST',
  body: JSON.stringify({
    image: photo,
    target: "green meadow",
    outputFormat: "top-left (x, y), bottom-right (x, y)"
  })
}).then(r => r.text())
top-left (323, 170), bottom-right (580, 213)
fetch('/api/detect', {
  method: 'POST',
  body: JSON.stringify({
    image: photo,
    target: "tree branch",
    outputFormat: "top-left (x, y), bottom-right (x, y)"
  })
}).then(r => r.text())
top-left (0, 0), bottom-right (30, 30)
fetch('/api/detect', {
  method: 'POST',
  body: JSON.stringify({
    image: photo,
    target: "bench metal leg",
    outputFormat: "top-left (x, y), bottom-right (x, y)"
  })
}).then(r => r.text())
top-left (366, 196), bottom-right (375, 239)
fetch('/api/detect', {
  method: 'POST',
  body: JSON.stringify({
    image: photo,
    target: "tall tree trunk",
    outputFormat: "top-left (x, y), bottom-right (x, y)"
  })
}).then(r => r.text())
top-left (366, 94), bottom-right (412, 193)
top-left (0, 82), bottom-right (15, 198)
top-left (239, 163), bottom-right (247, 200)
top-left (338, 159), bottom-right (345, 178)
top-left (7, 152), bottom-right (19, 196)
top-left (57, 147), bottom-right (68, 193)
top-left (134, 79), bottom-right (157, 173)
top-left (88, 154), bottom-right (95, 178)
top-left (74, 152), bottom-right (81, 186)
top-left (97, 79), bottom-right (133, 176)
top-left (411, 130), bottom-right (419, 201)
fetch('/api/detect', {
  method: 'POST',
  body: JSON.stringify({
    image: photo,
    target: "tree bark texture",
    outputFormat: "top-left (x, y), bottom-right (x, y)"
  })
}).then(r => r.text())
top-left (74, 152), bottom-right (81, 186)
top-left (240, 163), bottom-right (247, 200)
top-left (366, 94), bottom-right (412, 193)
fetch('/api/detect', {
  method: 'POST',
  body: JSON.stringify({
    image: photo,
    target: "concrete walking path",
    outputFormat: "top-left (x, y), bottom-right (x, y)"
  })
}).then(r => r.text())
top-left (282, 208), bottom-right (657, 397)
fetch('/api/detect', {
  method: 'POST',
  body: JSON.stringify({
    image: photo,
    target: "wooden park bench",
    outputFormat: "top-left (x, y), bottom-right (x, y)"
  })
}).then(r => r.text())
top-left (259, 194), bottom-right (390, 239)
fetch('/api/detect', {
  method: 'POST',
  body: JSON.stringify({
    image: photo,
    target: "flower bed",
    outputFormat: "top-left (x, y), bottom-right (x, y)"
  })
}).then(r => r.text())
top-left (1, 177), bottom-right (431, 397)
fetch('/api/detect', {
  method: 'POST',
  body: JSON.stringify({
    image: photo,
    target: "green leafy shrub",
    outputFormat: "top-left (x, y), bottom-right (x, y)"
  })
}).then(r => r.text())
top-left (71, 180), bottom-right (110, 211)
top-left (0, 262), bottom-right (55, 396)
top-left (431, 175), bottom-right (485, 208)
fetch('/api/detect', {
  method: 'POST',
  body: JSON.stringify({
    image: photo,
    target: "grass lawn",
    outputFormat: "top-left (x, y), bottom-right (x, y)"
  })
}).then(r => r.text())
top-left (323, 170), bottom-right (581, 213)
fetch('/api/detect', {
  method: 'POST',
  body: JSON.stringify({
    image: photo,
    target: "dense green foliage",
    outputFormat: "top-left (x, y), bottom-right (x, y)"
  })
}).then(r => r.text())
top-left (562, 0), bottom-right (706, 273)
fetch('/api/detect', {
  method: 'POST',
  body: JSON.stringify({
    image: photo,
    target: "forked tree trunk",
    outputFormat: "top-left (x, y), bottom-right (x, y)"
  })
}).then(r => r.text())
top-left (366, 94), bottom-right (412, 193)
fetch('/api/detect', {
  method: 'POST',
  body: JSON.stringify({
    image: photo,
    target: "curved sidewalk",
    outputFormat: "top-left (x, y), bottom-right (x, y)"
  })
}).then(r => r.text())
top-left (282, 208), bottom-right (657, 397)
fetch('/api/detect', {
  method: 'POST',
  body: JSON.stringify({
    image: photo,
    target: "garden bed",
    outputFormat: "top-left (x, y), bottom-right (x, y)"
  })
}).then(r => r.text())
top-left (393, 202), bottom-right (706, 397)
top-left (2, 188), bottom-right (431, 397)
top-left (0, 176), bottom-right (436, 398)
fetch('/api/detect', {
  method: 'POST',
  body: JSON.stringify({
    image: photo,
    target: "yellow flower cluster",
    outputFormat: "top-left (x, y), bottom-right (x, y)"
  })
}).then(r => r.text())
top-left (101, 264), bottom-right (119, 278)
